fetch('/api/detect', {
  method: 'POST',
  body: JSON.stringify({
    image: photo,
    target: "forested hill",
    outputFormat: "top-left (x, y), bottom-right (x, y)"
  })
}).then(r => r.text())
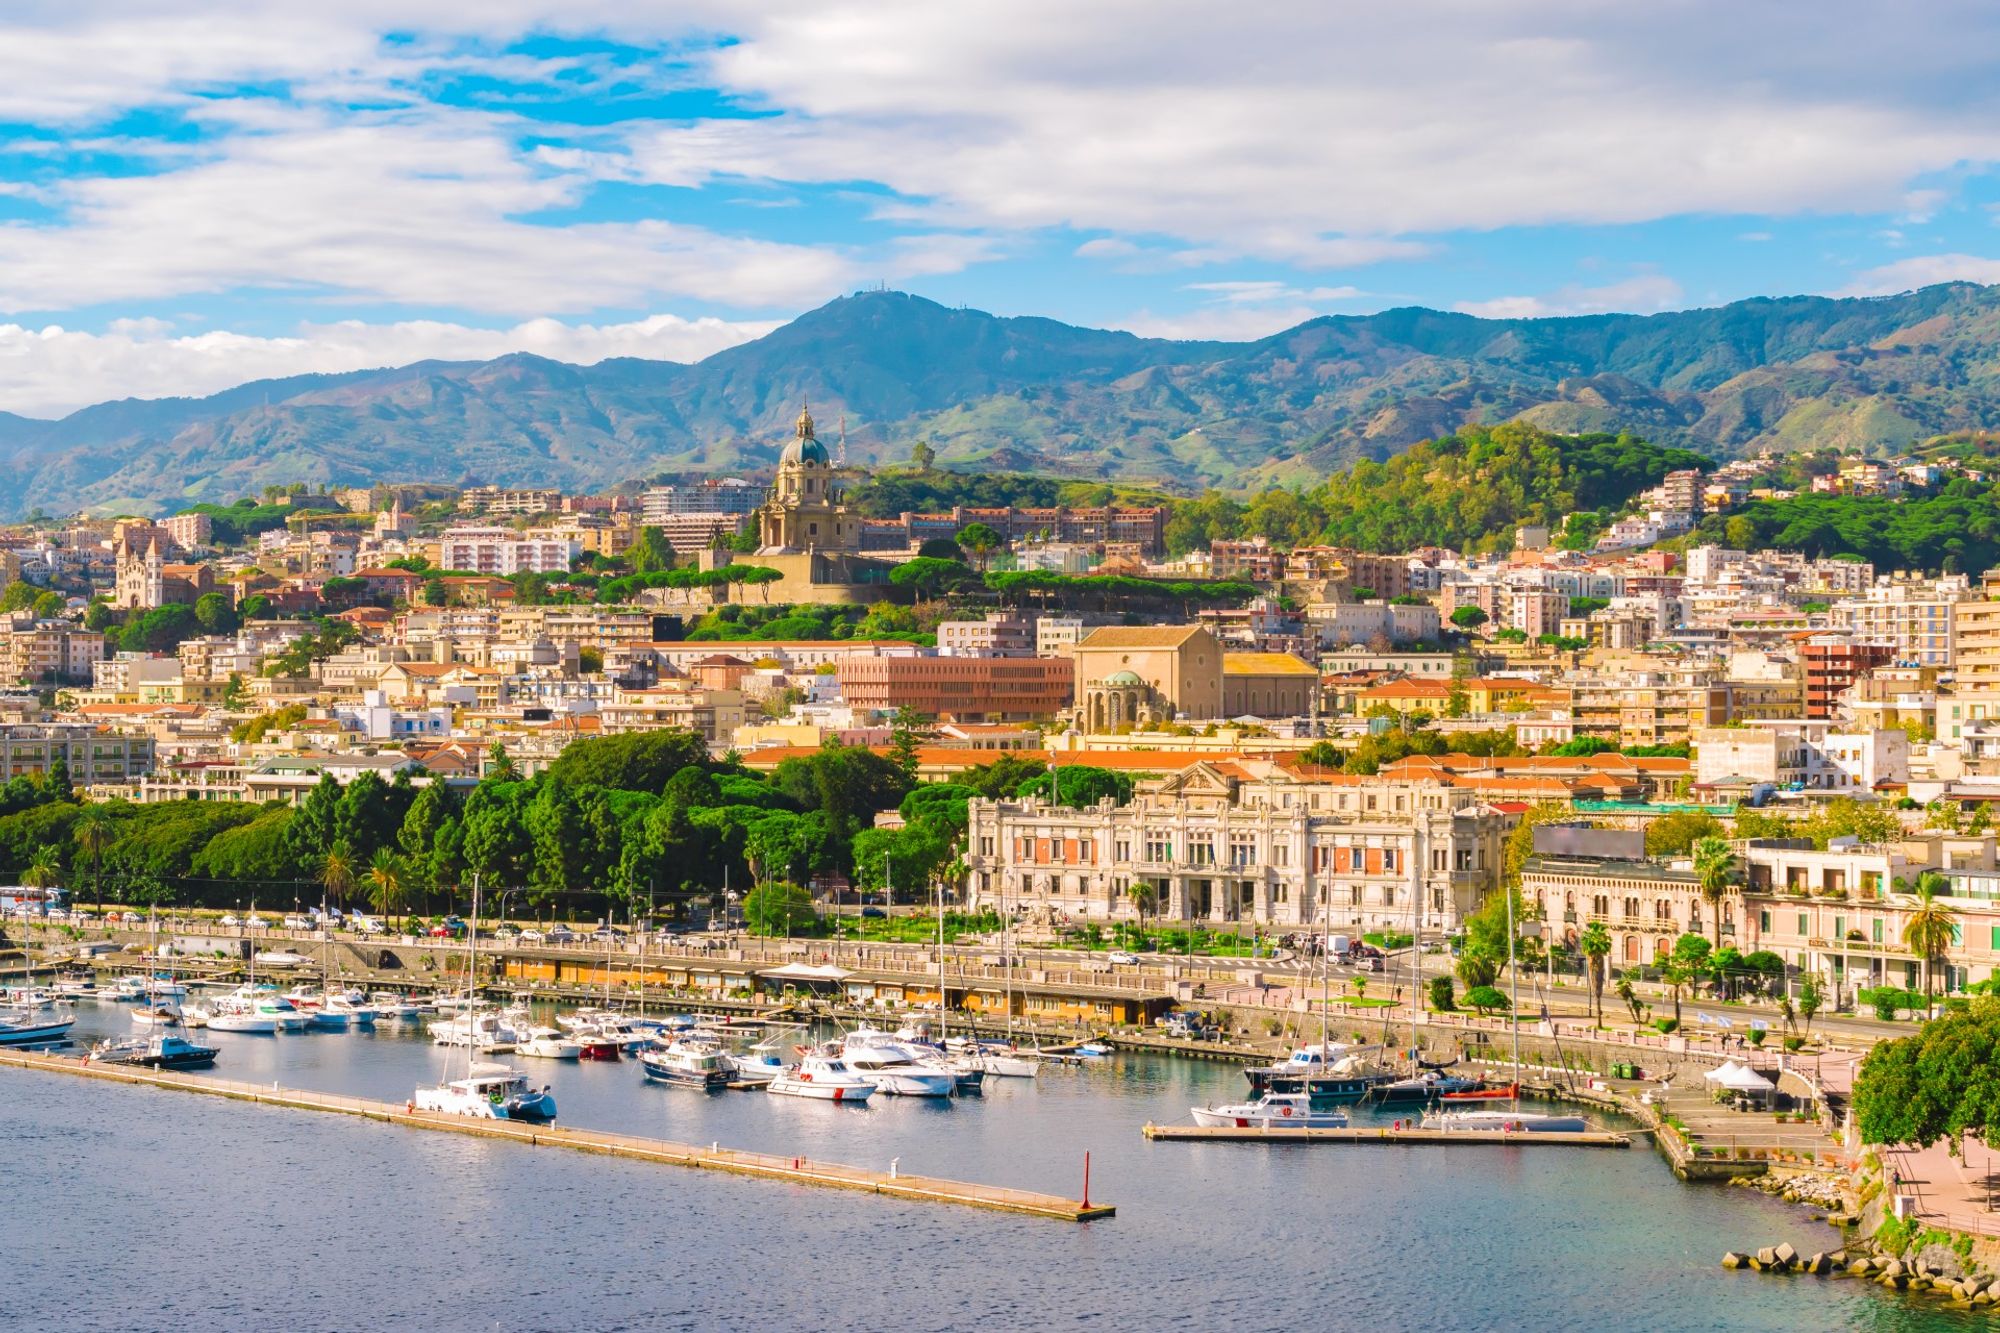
top-left (1159, 425), bottom-right (1708, 555)
top-left (9, 282), bottom-right (2000, 515)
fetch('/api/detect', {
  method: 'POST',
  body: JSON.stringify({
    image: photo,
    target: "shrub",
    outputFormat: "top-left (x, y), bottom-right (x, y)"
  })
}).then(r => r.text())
top-left (1463, 985), bottom-right (1510, 1015)
top-left (1428, 975), bottom-right (1456, 1012)
top-left (1654, 1018), bottom-right (1679, 1034)
top-left (1783, 1036), bottom-right (1806, 1052)
top-left (1745, 1028), bottom-right (1767, 1047)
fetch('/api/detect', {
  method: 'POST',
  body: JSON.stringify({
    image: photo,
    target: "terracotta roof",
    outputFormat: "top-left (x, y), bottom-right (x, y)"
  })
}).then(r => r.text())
top-left (1076, 626), bottom-right (1209, 649)
top-left (1223, 651), bottom-right (1317, 676)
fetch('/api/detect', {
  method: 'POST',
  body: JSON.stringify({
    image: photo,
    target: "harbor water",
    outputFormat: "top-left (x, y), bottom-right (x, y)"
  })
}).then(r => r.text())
top-left (8, 1004), bottom-right (1975, 1331)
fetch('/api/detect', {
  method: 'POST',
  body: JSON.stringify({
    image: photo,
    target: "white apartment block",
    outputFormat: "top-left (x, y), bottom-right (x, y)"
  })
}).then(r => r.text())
top-left (1694, 721), bottom-right (1909, 794)
top-left (438, 527), bottom-right (579, 576)
top-left (1831, 576), bottom-right (1971, 668)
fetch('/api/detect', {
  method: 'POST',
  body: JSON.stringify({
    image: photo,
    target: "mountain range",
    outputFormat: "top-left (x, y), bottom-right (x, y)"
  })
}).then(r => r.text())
top-left (9, 282), bottom-right (2000, 517)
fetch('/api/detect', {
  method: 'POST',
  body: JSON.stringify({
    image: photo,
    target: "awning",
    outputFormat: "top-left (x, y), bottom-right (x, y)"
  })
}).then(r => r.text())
top-left (757, 962), bottom-right (853, 982)
top-left (1704, 1061), bottom-right (1776, 1091)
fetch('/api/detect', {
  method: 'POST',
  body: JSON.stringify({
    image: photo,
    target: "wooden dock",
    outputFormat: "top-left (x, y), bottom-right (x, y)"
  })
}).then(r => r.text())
top-left (0, 1047), bottom-right (1113, 1222)
top-left (1142, 1122), bottom-right (1630, 1147)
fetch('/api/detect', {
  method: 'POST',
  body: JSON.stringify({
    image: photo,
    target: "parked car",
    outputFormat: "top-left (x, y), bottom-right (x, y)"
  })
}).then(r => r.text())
top-left (245, 915), bottom-right (269, 930)
top-left (218, 914), bottom-right (242, 927)
top-left (860, 906), bottom-right (886, 919)
top-left (546, 926), bottom-right (579, 944)
top-left (1107, 950), bottom-right (1139, 966)
top-left (517, 927), bottom-right (545, 943)
top-left (590, 926), bottom-right (627, 942)
top-left (283, 914), bottom-right (312, 930)
top-left (119, 911), bottom-right (141, 925)
top-left (349, 915), bottom-right (384, 934)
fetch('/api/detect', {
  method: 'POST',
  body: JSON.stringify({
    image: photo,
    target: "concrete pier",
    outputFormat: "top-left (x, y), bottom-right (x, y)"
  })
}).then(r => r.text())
top-left (1142, 1122), bottom-right (1631, 1147)
top-left (0, 1047), bottom-right (1113, 1222)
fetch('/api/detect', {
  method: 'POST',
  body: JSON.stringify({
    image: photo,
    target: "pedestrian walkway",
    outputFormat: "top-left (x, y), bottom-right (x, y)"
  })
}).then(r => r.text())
top-left (1881, 1137), bottom-right (2000, 1238)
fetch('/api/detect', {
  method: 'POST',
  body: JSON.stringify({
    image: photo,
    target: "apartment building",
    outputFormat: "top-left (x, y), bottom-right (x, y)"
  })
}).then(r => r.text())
top-left (936, 612), bottom-right (1038, 658)
top-left (438, 527), bottom-right (579, 576)
top-left (1693, 722), bottom-right (1908, 794)
top-left (459, 487), bottom-right (563, 516)
top-left (1800, 635), bottom-right (1896, 719)
top-left (1831, 576), bottom-right (1971, 668)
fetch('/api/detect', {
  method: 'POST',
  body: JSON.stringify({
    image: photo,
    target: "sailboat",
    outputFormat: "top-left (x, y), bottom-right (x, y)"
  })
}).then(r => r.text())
top-left (414, 876), bottom-right (556, 1122)
top-left (1422, 886), bottom-right (1586, 1134)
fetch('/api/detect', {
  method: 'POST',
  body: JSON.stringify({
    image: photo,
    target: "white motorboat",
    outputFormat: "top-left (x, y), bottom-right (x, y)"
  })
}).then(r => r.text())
top-left (946, 1040), bottom-right (1039, 1079)
top-left (413, 1062), bottom-right (557, 1122)
top-left (766, 1053), bottom-right (876, 1102)
top-left (1419, 1108), bottom-right (1590, 1134)
top-left (2, 987), bottom-right (60, 1011)
top-left (1191, 1092), bottom-right (1350, 1129)
top-left (726, 1047), bottom-right (785, 1085)
top-left (206, 1005), bottom-right (279, 1034)
top-left (52, 973), bottom-right (97, 998)
top-left (317, 995), bottom-right (377, 1028)
top-left (840, 1032), bottom-right (956, 1097)
top-left (428, 1009), bottom-right (519, 1052)
top-left (367, 993), bottom-right (423, 1022)
top-left (253, 950), bottom-right (311, 969)
top-left (105, 976), bottom-right (150, 1002)
top-left (517, 1026), bottom-right (583, 1060)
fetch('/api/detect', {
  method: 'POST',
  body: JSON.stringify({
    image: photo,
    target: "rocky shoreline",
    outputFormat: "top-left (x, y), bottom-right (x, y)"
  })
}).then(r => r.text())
top-left (1722, 1171), bottom-right (1997, 1308)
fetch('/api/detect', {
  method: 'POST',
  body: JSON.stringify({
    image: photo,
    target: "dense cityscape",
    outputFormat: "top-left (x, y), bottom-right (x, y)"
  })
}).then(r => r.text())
top-left (16, 5), bottom-right (2000, 1330)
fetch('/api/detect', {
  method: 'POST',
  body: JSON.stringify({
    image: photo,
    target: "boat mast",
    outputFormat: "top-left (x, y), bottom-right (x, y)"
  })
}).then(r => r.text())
top-left (1506, 882), bottom-right (1520, 1111)
top-left (467, 872), bottom-right (480, 1079)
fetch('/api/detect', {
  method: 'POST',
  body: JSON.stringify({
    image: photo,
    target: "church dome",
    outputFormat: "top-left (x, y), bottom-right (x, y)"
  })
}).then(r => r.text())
top-left (781, 403), bottom-right (830, 466)
top-left (1103, 669), bottom-right (1145, 687)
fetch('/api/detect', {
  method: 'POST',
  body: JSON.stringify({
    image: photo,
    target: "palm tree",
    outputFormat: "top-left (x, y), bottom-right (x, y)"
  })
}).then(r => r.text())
top-left (1691, 836), bottom-right (1738, 948)
top-left (73, 805), bottom-right (114, 912)
top-left (320, 845), bottom-right (356, 912)
top-left (366, 849), bottom-right (409, 919)
top-left (1126, 881), bottom-right (1157, 949)
top-left (1902, 871), bottom-right (1960, 1011)
top-left (1579, 920), bottom-right (1611, 1025)
top-left (22, 845), bottom-right (61, 911)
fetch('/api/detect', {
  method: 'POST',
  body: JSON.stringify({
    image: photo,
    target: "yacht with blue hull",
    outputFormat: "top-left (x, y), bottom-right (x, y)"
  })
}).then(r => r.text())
top-left (639, 1039), bottom-right (732, 1090)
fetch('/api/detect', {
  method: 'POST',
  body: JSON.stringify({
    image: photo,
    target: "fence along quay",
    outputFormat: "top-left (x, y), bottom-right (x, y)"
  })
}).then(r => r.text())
top-left (0, 1047), bottom-right (1113, 1223)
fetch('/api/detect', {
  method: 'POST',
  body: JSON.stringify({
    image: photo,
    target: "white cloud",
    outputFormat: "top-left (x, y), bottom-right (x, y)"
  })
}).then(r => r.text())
top-left (1454, 274), bottom-right (1686, 320)
top-left (1114, 305), bottom-right (1331, 342)
top-left (1074, 238), bottom-right (1139, 260)
top-left (1186, 281), bottom-right (1366, 305)
top-left (1836, 253), bottom-right (2000, 296)
top-left (620, 1), bottom-right (2000, 259)
top-left (0, 312), bottom-right (776, 418)
top-left (0, 3), bottom-right (1996, 344)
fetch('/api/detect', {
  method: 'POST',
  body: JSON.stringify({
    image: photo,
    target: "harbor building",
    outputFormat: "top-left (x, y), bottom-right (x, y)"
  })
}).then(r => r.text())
top-left (963, 762), bottom-right (1512, 935)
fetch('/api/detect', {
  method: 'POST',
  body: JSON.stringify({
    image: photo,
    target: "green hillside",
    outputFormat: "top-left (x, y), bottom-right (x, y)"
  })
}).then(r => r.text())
top-left (8, 283), bottom-right (2000, 515)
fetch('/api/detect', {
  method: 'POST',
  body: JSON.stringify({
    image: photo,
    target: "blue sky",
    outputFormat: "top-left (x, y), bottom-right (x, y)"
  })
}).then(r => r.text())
top-left (4, 2), bottom-right (2000, 415)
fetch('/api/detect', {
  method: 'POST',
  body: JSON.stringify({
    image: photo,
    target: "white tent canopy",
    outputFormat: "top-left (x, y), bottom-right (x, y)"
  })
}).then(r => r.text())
top-left (758, 962), bottom-right (852, 982)
top-left (1704, 1061), bottom-right (1776, 1092)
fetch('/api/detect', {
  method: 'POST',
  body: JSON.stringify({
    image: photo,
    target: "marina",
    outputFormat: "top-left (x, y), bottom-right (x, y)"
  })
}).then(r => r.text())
top-left (2, 985), bottom-right (1939, 1330)
top-left (0, 1044), bottom-right (1113, 1222)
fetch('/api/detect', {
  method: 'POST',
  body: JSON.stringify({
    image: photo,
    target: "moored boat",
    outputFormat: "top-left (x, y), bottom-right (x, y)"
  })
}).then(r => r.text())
top-left (413, 1062), bottom-right (557, 1122)
top-left (766, 1053), bottom-right (875, 1103)
top-left (639, 1038), bottom-right (732, 1089)
top-left (1419, 1107), bottom-right (1589, 1134)
top-left (1191, 1092), bottom-right (1350, 1129)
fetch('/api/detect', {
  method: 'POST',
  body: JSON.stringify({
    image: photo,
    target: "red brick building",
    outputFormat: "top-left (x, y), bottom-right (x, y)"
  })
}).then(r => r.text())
top-left (837, 655), bottom-right (1075, 722)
